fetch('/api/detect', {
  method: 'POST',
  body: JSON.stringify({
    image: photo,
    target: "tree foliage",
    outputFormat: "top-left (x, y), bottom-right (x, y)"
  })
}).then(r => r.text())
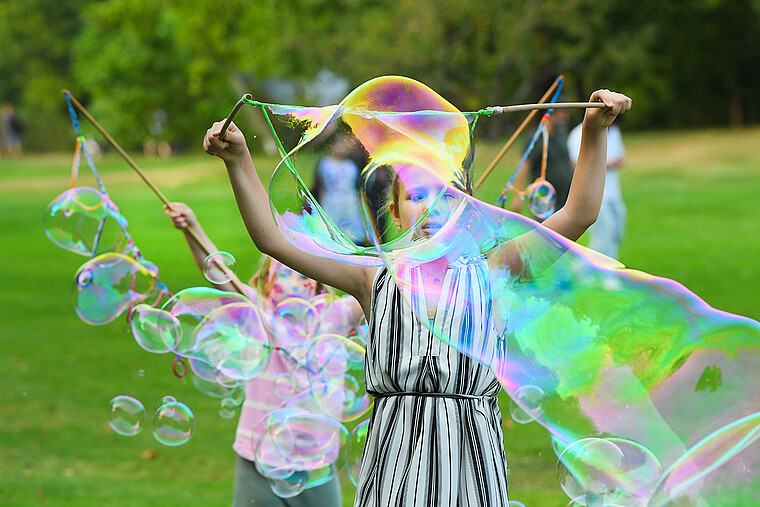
top-left (1, 0), bottom-right (759, 151)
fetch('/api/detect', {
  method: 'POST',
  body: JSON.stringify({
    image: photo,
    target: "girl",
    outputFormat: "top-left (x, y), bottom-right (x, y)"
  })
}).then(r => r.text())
top-left (164, 202), bottom-right (362, 506)
top-left (202, 88), bottom-right (631, 506)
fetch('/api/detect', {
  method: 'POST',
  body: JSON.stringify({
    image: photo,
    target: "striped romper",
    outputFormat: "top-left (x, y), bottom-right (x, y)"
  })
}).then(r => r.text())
top-left (354, 260), bottom-right (509, 506)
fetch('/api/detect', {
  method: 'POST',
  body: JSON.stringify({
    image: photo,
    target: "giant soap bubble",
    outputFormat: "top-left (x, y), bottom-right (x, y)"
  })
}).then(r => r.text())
top-left (255, 75), bottom-right (760, 502)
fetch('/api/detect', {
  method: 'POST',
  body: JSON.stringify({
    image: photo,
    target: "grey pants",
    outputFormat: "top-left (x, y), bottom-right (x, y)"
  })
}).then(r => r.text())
top-left (233, 454), bottom-right (343, 507)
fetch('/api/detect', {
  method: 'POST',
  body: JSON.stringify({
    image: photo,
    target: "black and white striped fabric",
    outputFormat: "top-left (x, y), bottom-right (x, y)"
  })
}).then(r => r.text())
top-left (354, 260), bottom-right (509, 507)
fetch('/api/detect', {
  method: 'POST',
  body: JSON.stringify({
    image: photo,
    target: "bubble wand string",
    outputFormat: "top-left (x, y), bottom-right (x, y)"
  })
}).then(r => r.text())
top-left (62, 90), bottom-right (249, 296)
top-left (474, 76), bottom-right (563, 191)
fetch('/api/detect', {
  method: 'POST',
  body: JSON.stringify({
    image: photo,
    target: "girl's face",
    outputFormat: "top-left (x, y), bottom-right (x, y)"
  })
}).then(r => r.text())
top-left (390, 172), bottom-right (460, 237)
top-left (266, 262), bottom-right (318, 306)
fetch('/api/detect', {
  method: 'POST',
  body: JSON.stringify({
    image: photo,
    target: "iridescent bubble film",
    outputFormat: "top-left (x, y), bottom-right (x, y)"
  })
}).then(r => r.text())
top-left (72, 253), bottom-right (161, 325)
top-left (152, 399), bottom-right (195, 446)
top-left (44, 186), bottom-right (129, 257)
top-left (252, 408), bottom-right (348, 493)
top-left (345, 419), bottom-right (370, 487)
top-left (158, 288), bottom-right (270, 383)
top-left (528, 179), bottom-right (556, 220)
top-left (202, 251), bottom-right (237, 284)
top-left (108, 395), bottom-right (146, 437)
top-left (257, 75), bottom-right (760, 502)
top-left (509, 384), bottom-right (546, 425)
top-left (305, 334), bottom-right (370, 422)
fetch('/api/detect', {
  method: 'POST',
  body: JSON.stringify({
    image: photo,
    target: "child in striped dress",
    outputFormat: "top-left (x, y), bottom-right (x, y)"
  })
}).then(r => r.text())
top-left (202, 88), bottom-right (631, 506)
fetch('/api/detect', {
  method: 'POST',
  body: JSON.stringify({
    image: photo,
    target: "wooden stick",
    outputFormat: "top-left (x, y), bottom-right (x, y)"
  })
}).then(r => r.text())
top-left (219, 94), bottom-right (252, 140)
top-left (489, 102), bottom-right (605, 114)
top-left (475, 78), bottom-right (561, 191)
top-left (62, 90), bottom-right (249, 296)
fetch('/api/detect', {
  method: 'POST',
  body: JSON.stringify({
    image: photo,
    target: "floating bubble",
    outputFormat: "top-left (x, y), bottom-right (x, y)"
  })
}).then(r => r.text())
top-left (270, 298), bottom-right (320, 370)
top-left (252, 408), bottom-right (347, 491)
top-left (305, 334), bottom-right (371, 421)
top-left (202, 251), bottom-right (237, 284)
top-left (108, 395), bottom-right (145, 437)
top-left (128, 304), bottom-right (176, 353)
top-left (268, 471), bottom-right (308, 498)
top-left (159, 288), bottom-right (269, 382)
top-left (219, 397), bottom-right (238, 419)
top-left (345, 419), bottom-right (370, 486)
top-left (509, 384), bottom-right (546, 424)
top-left (191, 373), bottom-right (235, 399)
top-left (44, 186), bottom-right (129, 257)
top-left (507, 501), bottom-right (527, 507)
top-left (72, 253), bottom-right (161, 325)
top-left (274, 373), bottom-right (297, 400)
top-left (528, 179), bottom-right (556, 219)
top-left (557, 438), bottom-right (628, 506)
top-left (152, 400), bottom-right (195, 446)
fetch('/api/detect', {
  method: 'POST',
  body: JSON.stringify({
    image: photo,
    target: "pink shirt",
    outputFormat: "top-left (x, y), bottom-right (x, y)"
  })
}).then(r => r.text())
top-left (232, 295), bottom-right (362, 462)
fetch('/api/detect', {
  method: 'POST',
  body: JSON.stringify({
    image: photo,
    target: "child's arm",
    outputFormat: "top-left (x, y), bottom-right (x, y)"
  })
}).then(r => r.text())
top-left (163, 202), bottom-right (242, 294)
top-left (203, 121), bottom-right (373, 311)
top-left (541, 89), bottom-right (631, 241)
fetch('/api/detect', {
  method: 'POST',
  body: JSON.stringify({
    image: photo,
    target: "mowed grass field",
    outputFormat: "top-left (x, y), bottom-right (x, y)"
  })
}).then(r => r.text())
top-left (1, 126), bottom-right (759, 506)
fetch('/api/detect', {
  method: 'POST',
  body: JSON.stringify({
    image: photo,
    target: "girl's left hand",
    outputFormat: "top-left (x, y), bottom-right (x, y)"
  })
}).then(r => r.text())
top-left (584, 89), bottom-right (632, 130)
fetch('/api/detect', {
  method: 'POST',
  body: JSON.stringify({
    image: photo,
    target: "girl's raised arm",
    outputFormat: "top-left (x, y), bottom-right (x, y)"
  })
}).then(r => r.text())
top-left (203, 120), bottom-right (373, 312)
top-left (541, 89), bottom-right (632, 241)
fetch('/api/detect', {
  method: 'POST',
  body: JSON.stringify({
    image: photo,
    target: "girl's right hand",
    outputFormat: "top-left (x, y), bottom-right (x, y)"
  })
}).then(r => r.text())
top-left (164, 202), bottom-right (198, 231)
top-left (203, 120), bottom-right (248, 162)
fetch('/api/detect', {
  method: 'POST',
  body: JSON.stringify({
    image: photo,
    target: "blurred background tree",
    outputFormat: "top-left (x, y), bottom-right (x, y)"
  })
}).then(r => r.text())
top-left (1, 0), bottom-right (758, 151)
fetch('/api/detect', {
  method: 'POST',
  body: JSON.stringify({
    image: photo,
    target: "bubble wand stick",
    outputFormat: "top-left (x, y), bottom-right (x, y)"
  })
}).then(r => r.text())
top-left (62, 89), bottom-right (249, 296)
top-left (474, 76), bottom-right (563, 191)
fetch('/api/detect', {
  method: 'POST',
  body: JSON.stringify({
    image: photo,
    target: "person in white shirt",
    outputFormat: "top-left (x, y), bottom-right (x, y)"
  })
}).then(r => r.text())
top-left (567, 121), bottom-right (626, 259)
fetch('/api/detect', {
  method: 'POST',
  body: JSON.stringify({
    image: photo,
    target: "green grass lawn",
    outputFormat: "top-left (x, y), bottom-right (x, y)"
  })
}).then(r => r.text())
top-left (1, 125), bottom-right (759, 506)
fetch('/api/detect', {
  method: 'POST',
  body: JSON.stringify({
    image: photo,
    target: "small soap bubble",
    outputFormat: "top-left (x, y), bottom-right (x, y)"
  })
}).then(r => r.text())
top-left (557, 438), bottom-right (628, 506)
top-left (108, 395), bottom-right (146, 437)
top-left (152, 400), bottom-right (195, 446)
top-left (203, 251), bottom-right (237, 284)
top-left (275, 373), bottom-right (297, 400)
top-left (509, 385), bottom-right (545, 424)
top-left (161, 395), bottom-right (176, 404)
top-left (268, 472), bottom-right (307, 498)
top-left (218, 397), bottom-right (237, 419)
top-left (528, 180), bottom-right (556, 220)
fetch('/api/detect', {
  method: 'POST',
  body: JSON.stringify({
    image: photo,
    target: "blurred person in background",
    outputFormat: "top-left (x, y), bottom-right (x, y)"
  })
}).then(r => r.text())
top-left (1, 103), bottom-right (23, 156)
top-left (568, 116), bottom-right (627, 259)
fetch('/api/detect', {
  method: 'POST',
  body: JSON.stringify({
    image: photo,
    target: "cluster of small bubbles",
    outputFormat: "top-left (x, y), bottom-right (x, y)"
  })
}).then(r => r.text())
top-left (152, 398), bottom-right (195, 446)
top-left (509, 385), bottom-right (546, 424)
top-left (108, 395), bottom-right (146, 437)
top-left (528, 180), bottom-right (556, 219)
top-left (253, 408), bottom-right (349, 498)
top-left (202, 251), bottom-right (237, 284)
